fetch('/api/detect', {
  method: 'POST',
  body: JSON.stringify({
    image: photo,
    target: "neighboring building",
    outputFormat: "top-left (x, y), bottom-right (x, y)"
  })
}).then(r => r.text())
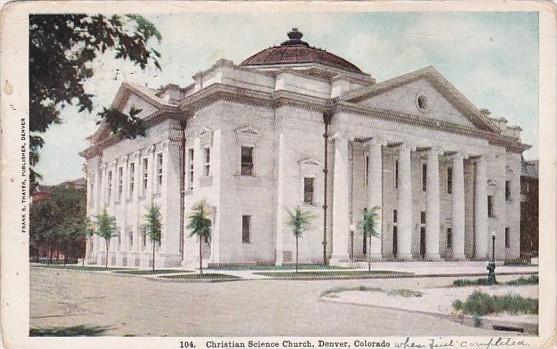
top-left (81, 29), bottom-right (530, 268)
top-left (520, 159), bottom-right (538, 258)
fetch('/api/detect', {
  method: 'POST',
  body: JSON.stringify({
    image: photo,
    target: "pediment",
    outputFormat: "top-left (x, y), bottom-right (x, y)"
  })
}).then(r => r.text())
top-left (342, 67), bottom-right (499, 133)
top-left (89, 82), bottom-right (170, 144)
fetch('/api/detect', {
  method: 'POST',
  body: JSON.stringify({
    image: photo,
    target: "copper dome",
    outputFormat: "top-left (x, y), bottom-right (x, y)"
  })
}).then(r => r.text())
top-left (240, 28), bottom-right (364, 74)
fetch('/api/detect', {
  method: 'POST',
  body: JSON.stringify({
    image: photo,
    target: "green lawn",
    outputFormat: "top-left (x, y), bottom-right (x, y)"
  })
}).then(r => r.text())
top-left (112, 269), bottom-right (192, 275)
top-left (32, 264), bottom-right (128, 272)
top-left (254, 270), bottom-right (411, 279)
top-left (160, 273), bottom-right (241, 281)
top-left (209, 264), bottom-right (348, 271)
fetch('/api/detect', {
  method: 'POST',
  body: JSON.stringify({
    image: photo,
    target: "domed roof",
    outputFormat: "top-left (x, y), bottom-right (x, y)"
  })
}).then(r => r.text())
top-left (240, 28), bottom-right (364, 74)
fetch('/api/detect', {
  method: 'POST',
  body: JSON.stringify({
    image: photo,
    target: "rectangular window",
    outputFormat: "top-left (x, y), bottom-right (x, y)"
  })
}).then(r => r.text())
top-left (204, 147), bottom-right (211, 177)
top-left (142, 158), bottom-right (148, 193)
top-left (488, 195), bottom-right (494, 217)
top-left (242, 215), bottom-right (251, 243)
top-left (393, 209), bottom-right (398, 224)
top-left (505, 181), bottom-right (511, 201)
top-left (394, 160), bottom-right (399, 189)
top-left (107, 170), bottom-right (112, 202)
top-left (117, 230), bottom-right (121, 249)
top-left (364, 155), bottom-right (369, 187)
top-left (420, 211), bottom-right (426, 224)
top-left (447, 167), bottom-right (453, 194)
top-left (447, 228), bottom-right (452, 249)
top-left (303, 177), bottom-right (314, 205)
top-left (505, 227), bottom-right (510, 248)
top-left (129, 162), bottom-right (135, 197)
top-left (156, 153), bottom-right (163, 191)
top-left (241, 146), bottom-right (254, 176)
top-left (129, 231), bottom-right (133, 247)
top-left (142, 227), bottom-right (146, 248)
top-left (187, 148), bottom-right (194, 190)
top-left (422, 164), bottom-right (427, 191)
top-left (117, 167), bottom-right (123, 201)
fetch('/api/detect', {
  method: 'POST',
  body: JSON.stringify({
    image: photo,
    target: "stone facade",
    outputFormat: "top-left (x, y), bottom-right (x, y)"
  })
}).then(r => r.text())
top-left (81, 30), bottom-right (529, 267)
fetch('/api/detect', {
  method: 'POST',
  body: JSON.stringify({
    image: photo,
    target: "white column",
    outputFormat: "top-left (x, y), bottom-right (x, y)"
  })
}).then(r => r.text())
top-left (397, 143), bottom-right (414, 260)
top-left (366, 137), bottom-right (385, 259)
top-left (452, 152), bottom-right (466, 260)
top-left (275, 133), bottom-right (286, 265)
top-left (425, 147), bottom-right (442, 260)
top-left (494, 154), bottom-right (507, 260)
top-left (331, 131), bottom-right (351, 262)
top-left (474, 155), bottom-right (488, 259)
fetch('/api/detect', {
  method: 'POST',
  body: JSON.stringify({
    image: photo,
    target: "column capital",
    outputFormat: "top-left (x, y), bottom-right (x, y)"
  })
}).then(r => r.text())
top-left (398, 142), bottom-right (416, 152)
top-left (427, 145), bottom-right (444, 156)
top-left (447, 150), bottom-right (469, 160)
top-left (365, 136), bottom-right (387, 147)
top-left (332, 131), bottom-right (354, 142)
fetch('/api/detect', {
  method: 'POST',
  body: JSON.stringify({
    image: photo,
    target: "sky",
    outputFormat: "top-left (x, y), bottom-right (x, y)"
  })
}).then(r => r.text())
top-left (35, 11), bottom-right (539, 185)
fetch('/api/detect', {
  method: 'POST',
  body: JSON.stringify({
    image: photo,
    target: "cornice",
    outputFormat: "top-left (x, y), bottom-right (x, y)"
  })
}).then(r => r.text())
top-left (335, 101), bottom-right (529, 154)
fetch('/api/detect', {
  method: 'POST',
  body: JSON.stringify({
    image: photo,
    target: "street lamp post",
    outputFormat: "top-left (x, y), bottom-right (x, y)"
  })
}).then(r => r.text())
top-left (487, 231), bottom-right (497, 285)
top-left (349, 224), bottom-right (355, 262)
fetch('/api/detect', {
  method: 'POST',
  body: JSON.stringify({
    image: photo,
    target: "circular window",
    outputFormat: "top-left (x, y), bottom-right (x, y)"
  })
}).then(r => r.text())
top-left (417, 95), bottom-right (428, 111)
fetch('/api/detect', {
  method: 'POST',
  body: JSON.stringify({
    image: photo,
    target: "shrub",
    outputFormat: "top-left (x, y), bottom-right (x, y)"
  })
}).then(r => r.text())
top-left (453, 278), bottom-right (494, 287)
top-left (386, 288), bottom-right (423, 297)
top-left (505, 275), bottom-right (538, 286)
top-left (452, 291), bottom-right (538, 316)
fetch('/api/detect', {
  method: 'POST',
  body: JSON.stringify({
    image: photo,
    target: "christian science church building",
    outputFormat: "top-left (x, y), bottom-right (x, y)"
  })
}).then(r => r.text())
top-left (81, 29), bottom-right (529, 268)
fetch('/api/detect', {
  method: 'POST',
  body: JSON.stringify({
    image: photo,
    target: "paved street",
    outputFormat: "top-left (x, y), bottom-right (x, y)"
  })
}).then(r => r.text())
top-left (30, 267), bottom-right (517, 337)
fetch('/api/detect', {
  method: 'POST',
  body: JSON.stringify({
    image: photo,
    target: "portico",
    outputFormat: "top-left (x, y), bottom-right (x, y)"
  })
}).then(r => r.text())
top-left (330, 130), bottom-right (509, 262)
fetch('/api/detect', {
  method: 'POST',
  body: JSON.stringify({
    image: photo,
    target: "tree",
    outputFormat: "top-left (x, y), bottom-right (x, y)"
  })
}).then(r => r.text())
top-left (144, 203), bottom-right (162, 271)
top-left (360, 206), bottom-right (380, 272)
top-left (187, 201), bottom-right (212, 275)
top-left (286, 206), bottom-right (314, 273)
top-left (94, 209), bottom-right (118, 269)
top-left (29, 14), bottom-right (162, 191)
top-left (29, 186), bottom-right (87, 263)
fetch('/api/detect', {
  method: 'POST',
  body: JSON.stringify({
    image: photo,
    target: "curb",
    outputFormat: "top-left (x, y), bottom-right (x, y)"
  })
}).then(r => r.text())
top-left (319, 296), bottom-right (537, 335)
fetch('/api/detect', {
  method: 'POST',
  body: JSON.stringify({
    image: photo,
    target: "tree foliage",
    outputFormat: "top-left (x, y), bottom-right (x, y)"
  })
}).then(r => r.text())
top-left (94, 209), bottom-right (118, 268)
top-left (144, 203), bottom-right (162, 271)
top-left (29, 14), bottom-right (161, 190)
top-left (286, 206), bottom-right (314, 272)
top-left (359, 206), bottom-right (380, 272)
top-left (187, 201), bottom-right (212, 274)
top-left (29, 186), bottom-right (87, 263)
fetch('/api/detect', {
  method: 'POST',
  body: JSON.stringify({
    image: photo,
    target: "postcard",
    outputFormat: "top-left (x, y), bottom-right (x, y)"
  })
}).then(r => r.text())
top-left (0, 1), bottom-right (555, 349)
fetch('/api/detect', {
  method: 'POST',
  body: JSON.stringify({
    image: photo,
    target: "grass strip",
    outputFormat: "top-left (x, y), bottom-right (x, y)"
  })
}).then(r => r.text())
top-left (254, 270), bottom-right (410, 278)
top-left (32, 264), bottom-right (128, 271)
top-left (452, 291), bottom-right (538, 316)
top-left (112, 269), bottom-right (192, 275)
top-left (160, 273), bottom-right (241, 280)
top-left (452, 275), bottom-right (538, 287)
top-left (209, 264), bottom-right (348, 271)
top-left (321, 286), bottom-right (423, 298)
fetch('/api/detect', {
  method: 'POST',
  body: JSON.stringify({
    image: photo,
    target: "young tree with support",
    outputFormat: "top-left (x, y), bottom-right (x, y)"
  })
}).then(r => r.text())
top-left (144, 203), bottom-right (162, 271)
top-left (187, 201), bottom-right (212, 275)
top-left (94, 209), bottom-right (118, 269)
top-left (360, 206), bottom-right (380, 272)
top-left (286, 206), bottom-right (314, 273)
